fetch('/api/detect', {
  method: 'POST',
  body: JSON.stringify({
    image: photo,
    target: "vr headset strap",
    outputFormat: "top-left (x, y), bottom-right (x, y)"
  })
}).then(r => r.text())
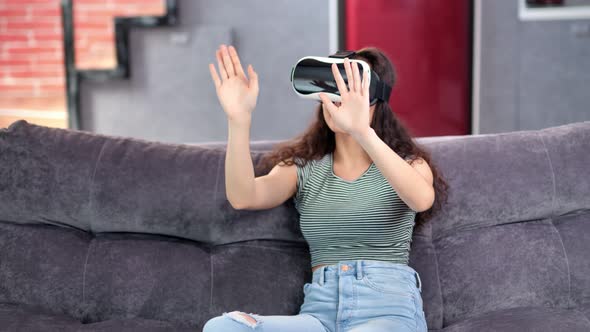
top-left (328, 50), bottom-right (356, 58)
top-left (377, 81), bottom-right (392, 103)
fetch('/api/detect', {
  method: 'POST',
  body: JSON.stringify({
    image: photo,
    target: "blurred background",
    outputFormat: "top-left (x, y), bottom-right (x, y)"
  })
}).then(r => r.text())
top-left (0, 0), bottom-right (588, 144)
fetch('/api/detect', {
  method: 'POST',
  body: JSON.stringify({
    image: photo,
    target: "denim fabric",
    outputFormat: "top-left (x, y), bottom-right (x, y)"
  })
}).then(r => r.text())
top-left (203, 259), bottom-right (428, 332)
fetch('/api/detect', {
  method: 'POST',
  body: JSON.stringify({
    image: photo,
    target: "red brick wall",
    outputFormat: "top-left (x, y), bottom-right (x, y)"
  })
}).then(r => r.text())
top-left (0, 0), bottom-right (165, 128)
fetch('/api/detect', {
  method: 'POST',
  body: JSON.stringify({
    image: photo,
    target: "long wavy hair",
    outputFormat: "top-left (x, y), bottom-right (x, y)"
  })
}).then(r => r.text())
top-left (255, 46), bottom-right (449, 229)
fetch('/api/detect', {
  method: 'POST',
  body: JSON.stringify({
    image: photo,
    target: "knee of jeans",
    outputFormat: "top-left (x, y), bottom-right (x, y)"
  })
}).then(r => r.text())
top-left (204, 311), bottom-right (262, 330)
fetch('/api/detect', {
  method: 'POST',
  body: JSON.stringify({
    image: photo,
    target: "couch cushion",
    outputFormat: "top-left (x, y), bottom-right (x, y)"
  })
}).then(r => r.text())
top-left (0, 302), bottom-right (192, 332)
top-left (0, 119), bottom-right (303, 246)
top-left (81, 233), bottom-right (209, 328)
top-left (78, 318), bottom-right (195, 332)
top-left (0, 222), bottom-right (90, 320)
top-left (553, 211), bottom-right (590, 309)
top-left (0, 302), bottom-right (80, 332)
top-left (428, 130), bottom-right (554, 239)
top-left (409, 221), bottom-right (443, 329)
top-left (421, 121), bottom-right (590, 328)
top-left (578, 304), bottom-right (590, 324)
top-left (0, 121), bottom-right (102, 231)
top-left (441, 306), bottom-right (590, 332)
top-left (210, 241), bottom-right (311, 315)
top-left (435, 219), bottom-right (570, 326)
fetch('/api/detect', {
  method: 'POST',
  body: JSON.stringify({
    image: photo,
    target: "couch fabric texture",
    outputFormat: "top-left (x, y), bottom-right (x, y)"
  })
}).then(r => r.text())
top-left (0, 119), bottom-right (589, 331)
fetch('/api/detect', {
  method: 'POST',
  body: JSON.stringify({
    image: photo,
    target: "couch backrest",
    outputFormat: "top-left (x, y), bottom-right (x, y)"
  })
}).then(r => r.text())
top-left (0, 119), bottom-right (588, 329)
top-left (410, 121), bottom-right (590, 328)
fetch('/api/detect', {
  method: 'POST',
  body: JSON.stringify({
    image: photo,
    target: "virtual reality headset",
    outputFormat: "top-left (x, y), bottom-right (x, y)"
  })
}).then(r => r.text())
top-left (290, 50), bottom-right (392, 105)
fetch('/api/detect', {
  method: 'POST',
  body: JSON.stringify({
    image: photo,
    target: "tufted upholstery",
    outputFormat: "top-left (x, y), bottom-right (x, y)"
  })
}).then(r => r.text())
top-left (0, 119), bottom-right (589, 331)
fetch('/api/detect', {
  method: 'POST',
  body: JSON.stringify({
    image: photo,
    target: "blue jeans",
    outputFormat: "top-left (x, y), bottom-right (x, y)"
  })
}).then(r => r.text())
top-left (203, 259), bottom-right (428, 332)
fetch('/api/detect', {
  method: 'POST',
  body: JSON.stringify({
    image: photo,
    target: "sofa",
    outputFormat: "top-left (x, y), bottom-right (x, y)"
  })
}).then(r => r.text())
top-left (0, 118), bottom-right (589, 331)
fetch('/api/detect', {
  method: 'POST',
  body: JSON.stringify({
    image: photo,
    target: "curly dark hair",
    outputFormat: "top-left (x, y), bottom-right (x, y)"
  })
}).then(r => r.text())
top-left (254, 46), bottom-right (449, 229)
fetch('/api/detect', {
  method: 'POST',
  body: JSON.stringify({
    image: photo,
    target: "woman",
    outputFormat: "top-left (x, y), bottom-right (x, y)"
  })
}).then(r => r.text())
top-left (204, 44), bottom-right (449, 332)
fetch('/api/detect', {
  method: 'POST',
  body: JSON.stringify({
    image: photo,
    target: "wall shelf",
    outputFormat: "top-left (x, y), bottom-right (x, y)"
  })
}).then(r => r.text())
top-left (519, 0), bottom-right (590, 21)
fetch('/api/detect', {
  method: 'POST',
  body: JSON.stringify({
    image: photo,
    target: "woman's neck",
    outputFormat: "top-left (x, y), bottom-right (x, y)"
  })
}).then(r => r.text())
top-left (333, 132), bottom-right (372, 167)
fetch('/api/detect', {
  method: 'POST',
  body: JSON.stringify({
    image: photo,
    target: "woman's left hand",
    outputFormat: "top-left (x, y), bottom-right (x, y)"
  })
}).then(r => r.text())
top-left (319, 58), bottom-right (371, 138)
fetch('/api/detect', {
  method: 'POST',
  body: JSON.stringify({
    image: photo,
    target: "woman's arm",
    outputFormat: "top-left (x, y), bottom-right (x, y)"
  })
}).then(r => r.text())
top-left (208, 44), bottom-right (260, 209)
top-left (210, 45), bottom-right (297, 210)
top-left (225, 117), bottom-right (256, 209)
top-left (353, 127), bottom-right (435, 212)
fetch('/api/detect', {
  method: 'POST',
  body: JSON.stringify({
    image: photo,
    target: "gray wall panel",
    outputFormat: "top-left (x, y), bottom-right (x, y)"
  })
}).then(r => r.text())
top-left (80, 0), bottom-right (330, 144)
top-left (478, 0), bottom-right (590, 134)
top-left (519, 20), bottom-right (590, 130)
top-left (479, 0), bottom-right (520, 134)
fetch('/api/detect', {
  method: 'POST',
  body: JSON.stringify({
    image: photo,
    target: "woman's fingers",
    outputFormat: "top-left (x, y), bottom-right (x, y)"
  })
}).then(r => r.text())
top-left (332, 63), bottom-right (348, 97)
top-left (220, 44), bottom-right (236, 77)
top-left (214, 44), bottom-right (248, 84)
top-left (352, 61), bottom-right (361, 93)
top-left (215, 49), bottom-right (228, 80)
top-left (209, 63), bottom-right (221, 89)
top-left (319, 93), bottom-right (338, 114)
top-left (228, 45), bottom-right (246, 79)
top-left (363, 68), bottom-right (370, 96)
top-left (343, 58), bottom-right (355, 92)
top-left (248, 64), bottom-right (259, 94)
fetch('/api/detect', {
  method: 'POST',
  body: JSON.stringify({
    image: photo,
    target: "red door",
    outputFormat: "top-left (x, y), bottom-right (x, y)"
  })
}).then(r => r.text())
top-left (345, 0), bottom-right (471, 136)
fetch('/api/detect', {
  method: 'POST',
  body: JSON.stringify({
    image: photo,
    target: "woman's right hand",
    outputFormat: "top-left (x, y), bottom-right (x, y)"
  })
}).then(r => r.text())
top-left (209, 44), bottom-right (259, 124)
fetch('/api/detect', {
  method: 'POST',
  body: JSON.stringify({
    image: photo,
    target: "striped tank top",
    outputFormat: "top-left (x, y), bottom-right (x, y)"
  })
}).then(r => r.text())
top-left (292, 151), bottom-right (417, 268)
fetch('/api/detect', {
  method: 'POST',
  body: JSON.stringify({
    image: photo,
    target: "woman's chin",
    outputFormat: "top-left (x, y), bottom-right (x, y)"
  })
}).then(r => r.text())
top-left (332, 128), bottom-right (348, 135)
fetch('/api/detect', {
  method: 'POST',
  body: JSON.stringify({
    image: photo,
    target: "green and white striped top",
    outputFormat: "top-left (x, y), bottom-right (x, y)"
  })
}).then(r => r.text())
top-left (293, 151), bottom-right (417, 268)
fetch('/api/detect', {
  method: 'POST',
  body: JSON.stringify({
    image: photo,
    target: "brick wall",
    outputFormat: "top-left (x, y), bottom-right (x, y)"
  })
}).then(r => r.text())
top-left (0, 0), bottom-right (165, 129)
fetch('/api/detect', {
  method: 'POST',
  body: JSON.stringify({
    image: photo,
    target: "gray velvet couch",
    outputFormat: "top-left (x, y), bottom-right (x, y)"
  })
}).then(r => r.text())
top-left (0, 119), bottom-right (589, 331)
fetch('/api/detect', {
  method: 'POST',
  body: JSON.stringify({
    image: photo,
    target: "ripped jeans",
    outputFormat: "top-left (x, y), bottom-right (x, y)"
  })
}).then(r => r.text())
top-left (202, 259), bottom-right (428, 332)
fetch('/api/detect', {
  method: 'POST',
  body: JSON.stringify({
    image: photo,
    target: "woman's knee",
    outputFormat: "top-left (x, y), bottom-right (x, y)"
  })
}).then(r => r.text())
top-left (203, 311), bottom-right (261, 331)
top-left (202, 315), bottom-right (231, 332)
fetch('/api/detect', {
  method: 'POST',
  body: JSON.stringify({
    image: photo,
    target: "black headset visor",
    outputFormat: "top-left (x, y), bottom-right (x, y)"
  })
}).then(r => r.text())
top-left (290, 54), bottom-right (391, 105)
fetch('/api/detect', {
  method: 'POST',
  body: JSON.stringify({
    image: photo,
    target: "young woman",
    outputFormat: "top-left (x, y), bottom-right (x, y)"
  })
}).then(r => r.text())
top-left (204, 44), bottom-right (449, 332)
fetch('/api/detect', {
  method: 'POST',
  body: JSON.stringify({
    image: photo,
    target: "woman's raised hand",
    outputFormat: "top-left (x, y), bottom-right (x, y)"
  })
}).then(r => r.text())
top-left (209, 44), bottom-right (259, 124)
top-left (319, 58), bottom-right (371, 138)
